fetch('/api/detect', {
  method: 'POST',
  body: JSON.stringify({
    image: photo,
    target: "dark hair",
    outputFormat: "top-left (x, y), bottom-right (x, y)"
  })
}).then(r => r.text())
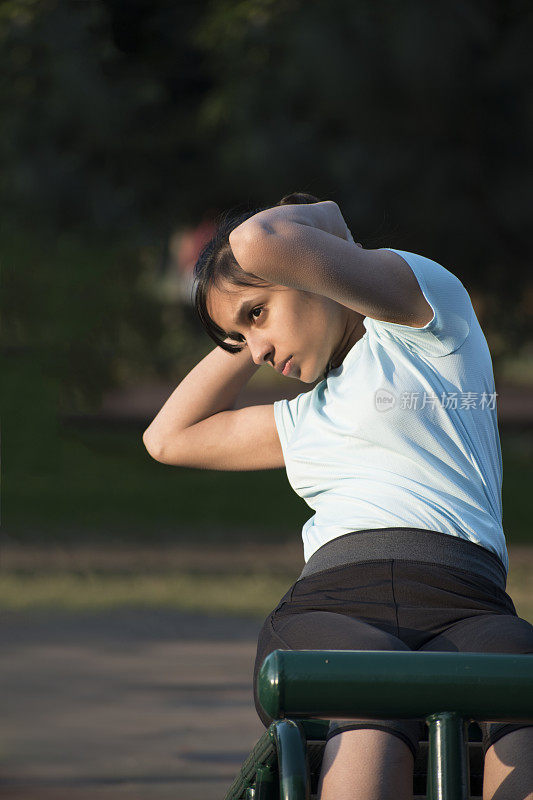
top-left (193, 192), bottom-right (320, 353)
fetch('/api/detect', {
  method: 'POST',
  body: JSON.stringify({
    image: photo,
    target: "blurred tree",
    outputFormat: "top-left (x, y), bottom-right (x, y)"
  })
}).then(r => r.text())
top-left (193, 0), bottom-right (533, 367)
top-left (0, 0), bottom-right (212, 479)
top-left (1, 0), bottom-right (531, 456)
top-left (0, 0), bottom-right (215, 232)
top-left (1, 225), bottom-right (170, 477)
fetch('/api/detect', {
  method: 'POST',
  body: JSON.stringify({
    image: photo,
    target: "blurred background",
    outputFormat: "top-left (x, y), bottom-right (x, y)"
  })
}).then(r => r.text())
top-left (2, 1), bottom-right (532, 798)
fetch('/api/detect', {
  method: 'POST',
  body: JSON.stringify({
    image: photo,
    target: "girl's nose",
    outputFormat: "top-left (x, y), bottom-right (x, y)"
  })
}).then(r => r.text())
top-left (248, 337), bottom-right (273, 366)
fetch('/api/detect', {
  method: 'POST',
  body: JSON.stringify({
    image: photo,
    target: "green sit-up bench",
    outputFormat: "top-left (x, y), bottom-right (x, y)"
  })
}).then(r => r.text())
top-left (224, 650), bottom-right (533, 800)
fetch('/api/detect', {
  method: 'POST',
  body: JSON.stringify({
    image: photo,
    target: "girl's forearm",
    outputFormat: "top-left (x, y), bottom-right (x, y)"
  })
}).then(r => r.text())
top-left (142, 344), bottom-right (260, 453)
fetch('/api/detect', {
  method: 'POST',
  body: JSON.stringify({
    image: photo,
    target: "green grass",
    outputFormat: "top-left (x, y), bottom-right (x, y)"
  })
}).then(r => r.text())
top-left (0, 571), bottom-right (295, 616)
top-left (501, 432), bottom-right (533, 541)
top-left (1, 556), bottom-right (530, 621)
top-left (3, 424), bottom-right (310, 542)
top-left (3, 426), bottom-right (532, 544)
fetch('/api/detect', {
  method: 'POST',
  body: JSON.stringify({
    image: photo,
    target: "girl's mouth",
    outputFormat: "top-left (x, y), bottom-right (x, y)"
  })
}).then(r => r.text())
top-left (282, 357), bottom-right (293, 376)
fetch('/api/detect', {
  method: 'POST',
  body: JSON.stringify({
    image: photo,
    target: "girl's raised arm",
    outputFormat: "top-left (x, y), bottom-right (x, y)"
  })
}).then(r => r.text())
top-left (142, 344), bottom-right (284, 471)
top-left (229, 201), bottom-right (433, 328)
top-left (232, 200), bottom-right (355, 241)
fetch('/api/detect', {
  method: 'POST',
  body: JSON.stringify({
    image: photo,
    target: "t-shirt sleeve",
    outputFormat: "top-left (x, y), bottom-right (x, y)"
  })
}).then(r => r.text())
top-left (366, 249), bottom-right (474, 358)
top-left (273, 389), bottom-right (315, 457)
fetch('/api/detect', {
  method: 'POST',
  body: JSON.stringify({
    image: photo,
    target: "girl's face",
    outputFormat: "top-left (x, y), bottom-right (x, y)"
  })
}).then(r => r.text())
top-left (206, 278), bottom-right (365, 384)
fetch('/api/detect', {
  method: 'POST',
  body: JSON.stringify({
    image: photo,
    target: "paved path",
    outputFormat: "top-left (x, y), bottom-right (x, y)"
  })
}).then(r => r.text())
top-left (2, 545), bottom-right (531, 799)
top-left (1, 609), bottom-right (265, 800)
top-left (71, 381), bottom-right (533, 428)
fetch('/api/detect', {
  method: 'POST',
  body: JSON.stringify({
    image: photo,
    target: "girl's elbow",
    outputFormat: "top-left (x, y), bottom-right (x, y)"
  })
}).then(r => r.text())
top-left (142, 428), bottom-right (164, 462)
top-left (228, 222), bottom-right (264, 265)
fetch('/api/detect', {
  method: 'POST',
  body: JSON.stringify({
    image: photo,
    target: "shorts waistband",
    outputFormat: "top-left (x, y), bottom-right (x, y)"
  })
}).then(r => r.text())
top-left (298, 528), bottom-right (507, 592)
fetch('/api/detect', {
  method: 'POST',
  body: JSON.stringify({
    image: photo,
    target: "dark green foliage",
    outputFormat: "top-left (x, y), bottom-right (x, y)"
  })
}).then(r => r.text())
top-left (1, 1), bottom-right (531, 543)
top-left (2, 226), bottom-right (171, 475)
top-left (2, 426), bottom-right (311, 543)
top-left (2, 427), bottom-right (530, 545)
top-left (1, 0), bottom-right (531, 361)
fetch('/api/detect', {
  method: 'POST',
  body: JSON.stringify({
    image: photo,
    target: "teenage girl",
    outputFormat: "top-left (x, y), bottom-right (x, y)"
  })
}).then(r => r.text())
top-left (143, 193), bottom-right (533, 800)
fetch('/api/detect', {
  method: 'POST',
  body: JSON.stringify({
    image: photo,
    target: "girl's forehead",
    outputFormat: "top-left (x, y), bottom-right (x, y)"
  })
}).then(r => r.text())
top-left (207, 280), bottom-right (246, 308)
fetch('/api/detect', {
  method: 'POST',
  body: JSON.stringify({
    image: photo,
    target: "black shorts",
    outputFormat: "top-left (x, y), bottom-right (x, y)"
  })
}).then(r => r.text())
top-left (253, 528), bottom-right (533, 760)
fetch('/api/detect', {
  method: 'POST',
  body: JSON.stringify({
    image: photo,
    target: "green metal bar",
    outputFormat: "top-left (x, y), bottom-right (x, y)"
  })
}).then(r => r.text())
top-left (426, 712), bottom-right (470, 800)
top-left (258, 650), bottom-right (533, 722)
top-left (255, 764), bottom-right (276, 800)
top-left (222, 718), bottom-right (311, 800)
top-left (270, 719), bottom-right (309, 800)
top-left (222, 725), bottom-right (277, 800)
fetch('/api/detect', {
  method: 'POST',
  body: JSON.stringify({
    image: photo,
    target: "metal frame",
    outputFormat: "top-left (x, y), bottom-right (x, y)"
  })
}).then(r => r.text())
top-left (224, 719), bottom-right (314, 800)
top-left (224, 649), bottom-right (533, 800)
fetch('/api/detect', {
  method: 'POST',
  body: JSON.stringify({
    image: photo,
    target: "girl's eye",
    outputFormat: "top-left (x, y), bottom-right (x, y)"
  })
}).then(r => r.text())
top-left (230, 306), bottom-right (263, 344)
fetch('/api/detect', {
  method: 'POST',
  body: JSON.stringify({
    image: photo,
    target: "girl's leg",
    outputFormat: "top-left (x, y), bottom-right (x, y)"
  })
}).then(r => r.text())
top-left (483, 728), bottom-right (533, 800)
top-left (317, 728), bottom-right (414, 800)
top-left (417, 612), bottom-right (533, 800)
top-left (254, 610), bottom-right (420, 800)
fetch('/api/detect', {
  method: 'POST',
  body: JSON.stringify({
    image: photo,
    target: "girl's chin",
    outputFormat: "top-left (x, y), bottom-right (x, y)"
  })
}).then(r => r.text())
top-left (304, 365), bottom-right (326, 385)
top-left (291, 357), bottom-right (324, 384)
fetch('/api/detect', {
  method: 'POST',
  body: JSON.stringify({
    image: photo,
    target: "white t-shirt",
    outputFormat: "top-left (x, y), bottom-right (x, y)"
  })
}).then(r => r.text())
top-left (273, 248), bottom-right (507, 573)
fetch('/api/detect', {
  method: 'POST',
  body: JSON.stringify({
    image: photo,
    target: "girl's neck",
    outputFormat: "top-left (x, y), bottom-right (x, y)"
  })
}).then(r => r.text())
top-left (329, 314), bottom-right (366, 370)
